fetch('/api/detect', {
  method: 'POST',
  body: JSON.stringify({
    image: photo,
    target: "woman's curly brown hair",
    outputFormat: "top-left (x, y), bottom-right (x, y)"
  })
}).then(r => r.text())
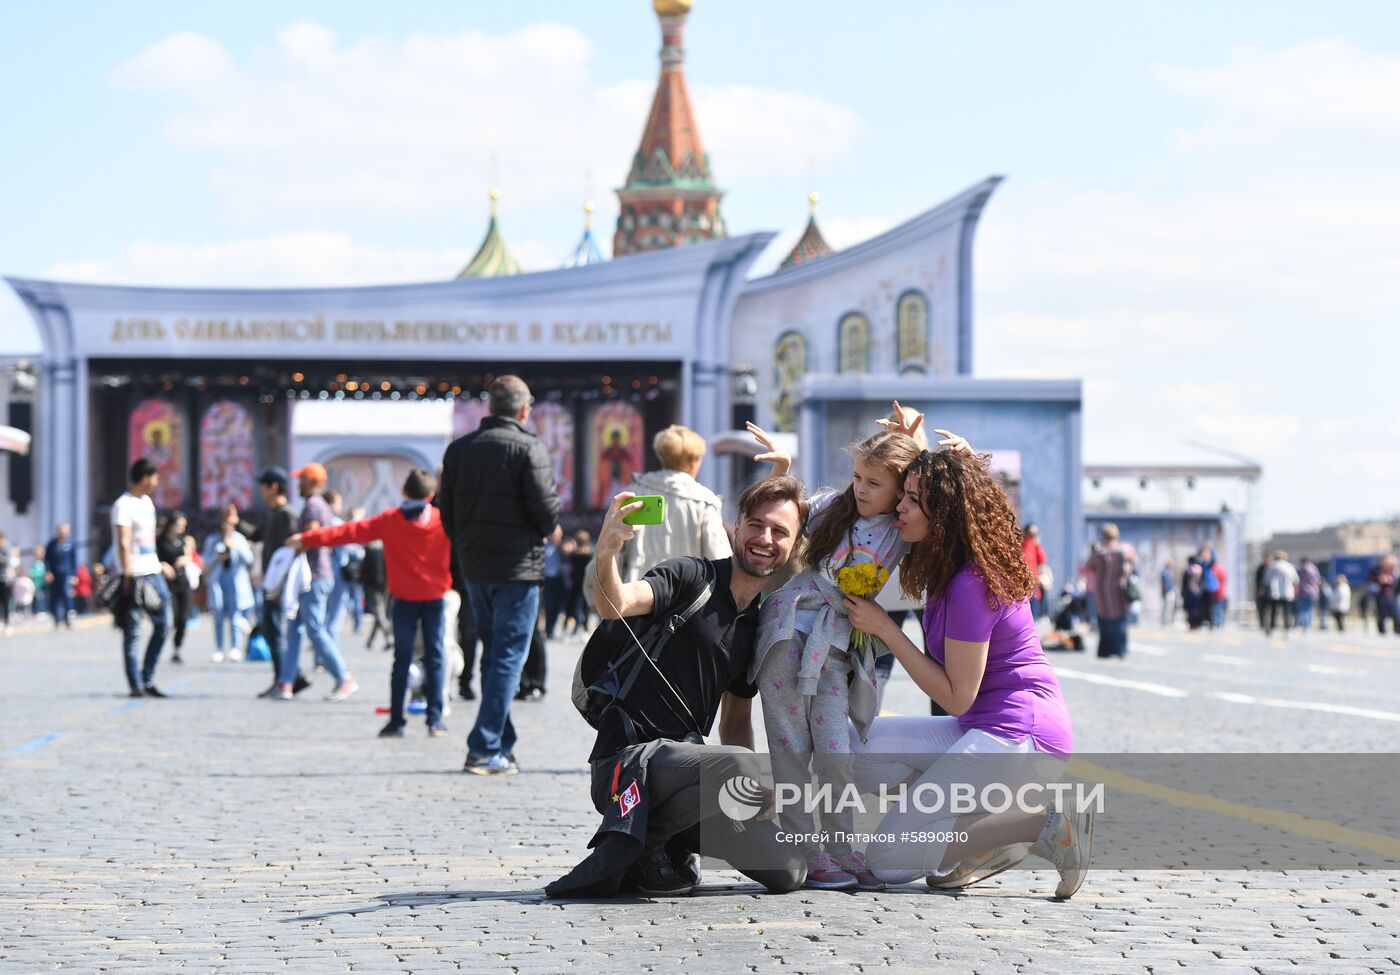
top-left (899, 449), bottom-right (1035, 608)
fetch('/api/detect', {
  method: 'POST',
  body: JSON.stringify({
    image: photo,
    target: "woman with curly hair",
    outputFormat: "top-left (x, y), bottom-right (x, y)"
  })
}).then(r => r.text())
top-left (843, 448), bottom-right (1093, 899)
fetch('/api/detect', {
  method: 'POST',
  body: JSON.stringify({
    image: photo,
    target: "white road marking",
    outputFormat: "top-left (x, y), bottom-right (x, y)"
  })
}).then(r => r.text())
top-left (1129, 643), bottom-right (1169, 656)
top-left (1201, 653), bottom-right (1252, 666)
top-left (1209, 691), bottom-right (1400, 723)
top-left (1054, 668), bottom-right (1190, 698)
top-left (1305, 663), bottom-right (1367, 677)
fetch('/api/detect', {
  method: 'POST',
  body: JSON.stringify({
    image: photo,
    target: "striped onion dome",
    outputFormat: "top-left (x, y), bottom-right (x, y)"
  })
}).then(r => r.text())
top-left (458, 189), bottom-right (522, 278)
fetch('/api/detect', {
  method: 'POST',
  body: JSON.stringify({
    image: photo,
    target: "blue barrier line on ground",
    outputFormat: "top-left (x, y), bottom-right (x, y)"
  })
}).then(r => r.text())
top-left (4, 732), bottom-right (64, 756)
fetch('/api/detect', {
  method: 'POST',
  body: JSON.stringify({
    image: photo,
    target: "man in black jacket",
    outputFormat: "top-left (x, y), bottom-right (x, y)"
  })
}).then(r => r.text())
top-left (440, 375), bottom-right (560, 775)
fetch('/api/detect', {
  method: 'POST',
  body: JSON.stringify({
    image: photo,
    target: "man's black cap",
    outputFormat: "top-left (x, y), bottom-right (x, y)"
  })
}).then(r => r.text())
top-left (258, 466), bottom-right (290, 489)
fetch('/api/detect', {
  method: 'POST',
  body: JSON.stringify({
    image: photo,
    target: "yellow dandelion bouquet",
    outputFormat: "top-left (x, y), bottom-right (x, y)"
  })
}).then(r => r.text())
top-left (836, 561), bottom-right (891, 653)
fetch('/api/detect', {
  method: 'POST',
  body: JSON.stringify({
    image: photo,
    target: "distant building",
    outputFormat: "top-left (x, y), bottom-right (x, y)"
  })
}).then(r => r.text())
top-left (1257, 520), bottom-right (1400, 568)
top-left (2, 0), bottom-right (1082, 579)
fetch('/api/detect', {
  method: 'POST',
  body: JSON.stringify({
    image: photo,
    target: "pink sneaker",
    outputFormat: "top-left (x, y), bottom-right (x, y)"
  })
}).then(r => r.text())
top-left (833, 850), bottom-right (885, 891)
top-left (803, 851), bottom-right (857, 890)
top-left (326, 677), bottom-right (359, 702)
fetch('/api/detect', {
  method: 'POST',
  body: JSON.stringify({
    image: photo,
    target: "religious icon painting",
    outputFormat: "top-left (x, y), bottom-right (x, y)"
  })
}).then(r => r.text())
top-left (128, 398), bottom-right (185, 510)
top-left (771, 330), bottom-right (808, 433)
top-left (588, 400), bottom-right (643, 509)
top-left (452, 397), bottom-right (491, 438)
top-left (527, 401), bottom-right (576, 512)
top-left (199, 400), bottom-right (254, 510)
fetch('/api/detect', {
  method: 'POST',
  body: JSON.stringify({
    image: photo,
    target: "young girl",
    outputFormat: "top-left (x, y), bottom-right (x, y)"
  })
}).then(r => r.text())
top-left (747, 421), bottom-right (924, 890)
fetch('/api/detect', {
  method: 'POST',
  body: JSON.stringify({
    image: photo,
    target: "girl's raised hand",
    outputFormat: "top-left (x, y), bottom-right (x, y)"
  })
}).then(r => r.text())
top-left (876, 400), bottom-right (924, 439)
top-left (747, 421), bottom-right (792, 477)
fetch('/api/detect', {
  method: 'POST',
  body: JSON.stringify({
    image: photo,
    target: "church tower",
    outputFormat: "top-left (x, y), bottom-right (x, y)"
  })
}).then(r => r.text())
top-left (613, 0), bottom-right (726, 256)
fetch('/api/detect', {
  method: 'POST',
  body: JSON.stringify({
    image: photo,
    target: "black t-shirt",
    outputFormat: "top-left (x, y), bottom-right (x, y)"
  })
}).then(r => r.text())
top-left (589, 557), bottom-right (760, 761)
top-left (156, 534), bottom-right (189, 592)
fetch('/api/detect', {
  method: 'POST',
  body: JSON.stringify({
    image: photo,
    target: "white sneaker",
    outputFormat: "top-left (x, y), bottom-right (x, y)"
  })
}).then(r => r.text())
top-left (926, 842), bottom-right (1032, 889)
top-left (228, 647), bottom-right (244, 662)
top-left (326, 677), bottom-right (360, 701)
top-left (1031, 809), bottom-right (1095, 899)
top-left (211, 651), bottom-right (225, 663)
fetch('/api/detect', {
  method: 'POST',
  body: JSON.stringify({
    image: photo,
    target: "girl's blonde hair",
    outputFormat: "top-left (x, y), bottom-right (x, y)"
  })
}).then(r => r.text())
top-left (803, 431), bottom-right (920, 570)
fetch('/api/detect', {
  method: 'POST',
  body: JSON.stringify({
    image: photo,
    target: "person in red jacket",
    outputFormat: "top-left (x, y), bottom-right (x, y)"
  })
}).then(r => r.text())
top-left (1021, 523), bottom-right (1050, 620)
top-left (291, 470), bottom-right (452, 738)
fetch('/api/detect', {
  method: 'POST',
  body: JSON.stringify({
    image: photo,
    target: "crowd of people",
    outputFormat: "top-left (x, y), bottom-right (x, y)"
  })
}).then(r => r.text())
top-left (1250, 550), bottom-right (1360, 636)
top-left (12, 376), bottom-right (1109, 900)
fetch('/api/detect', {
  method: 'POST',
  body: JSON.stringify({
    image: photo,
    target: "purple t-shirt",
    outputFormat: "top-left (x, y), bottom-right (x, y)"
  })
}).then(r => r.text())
top-left (922, 564), bottom-right (1073, 757)
top-left (299, 494), bottom-right (334, 580)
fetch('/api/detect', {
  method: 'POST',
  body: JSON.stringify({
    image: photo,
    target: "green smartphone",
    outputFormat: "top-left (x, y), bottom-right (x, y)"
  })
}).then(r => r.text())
top-left (622, 494), bottom-right (666, 526)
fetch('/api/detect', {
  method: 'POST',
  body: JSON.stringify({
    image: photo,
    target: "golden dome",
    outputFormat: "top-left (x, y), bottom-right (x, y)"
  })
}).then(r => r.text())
top-left (653, 0), bottom-right (693, 16)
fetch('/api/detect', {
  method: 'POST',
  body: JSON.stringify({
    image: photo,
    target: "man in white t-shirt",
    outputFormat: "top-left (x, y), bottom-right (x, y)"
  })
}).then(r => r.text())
top-left (113, 458), bottom-right (171, 697)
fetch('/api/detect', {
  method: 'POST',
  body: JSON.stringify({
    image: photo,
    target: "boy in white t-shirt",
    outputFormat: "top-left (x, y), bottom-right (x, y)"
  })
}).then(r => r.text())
top-left (113, 458), bottom-right (172, 697)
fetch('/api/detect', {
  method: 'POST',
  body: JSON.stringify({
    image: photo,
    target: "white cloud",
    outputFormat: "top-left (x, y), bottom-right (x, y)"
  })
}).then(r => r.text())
top-left (43, 231), bottom-right (472, 287)
top-left (975, 39), bottom-right (1400, 536)
top-left (109, 21), bottom-right (864, 224)
top-left (1155, 38), bottom-right (1400, 151)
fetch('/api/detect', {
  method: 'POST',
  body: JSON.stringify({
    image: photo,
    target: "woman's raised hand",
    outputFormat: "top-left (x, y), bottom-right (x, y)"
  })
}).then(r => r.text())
top-left (933, 429), bottom-right (974, 454)
top-left (747, 421), bottom-right (792, 477)
top-left (844, 595), bottom-right (896, 643)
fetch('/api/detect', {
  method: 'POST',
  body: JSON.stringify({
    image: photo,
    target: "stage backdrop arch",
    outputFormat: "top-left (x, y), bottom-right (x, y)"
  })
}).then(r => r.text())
top-left (315, 446), bottom-right (436, 517)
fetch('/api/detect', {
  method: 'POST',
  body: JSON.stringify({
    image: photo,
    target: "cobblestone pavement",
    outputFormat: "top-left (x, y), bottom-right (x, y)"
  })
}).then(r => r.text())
top-left (3, 613), bottom-right (1399, 973)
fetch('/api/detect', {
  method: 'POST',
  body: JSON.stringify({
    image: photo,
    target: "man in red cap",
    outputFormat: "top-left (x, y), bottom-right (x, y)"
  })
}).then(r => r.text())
top-left (271, 462), bottom-right (358, 701)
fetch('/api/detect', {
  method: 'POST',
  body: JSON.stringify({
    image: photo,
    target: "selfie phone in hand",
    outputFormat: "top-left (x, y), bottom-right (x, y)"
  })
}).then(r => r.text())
top-left (622, 495), bottom-right (666, 526)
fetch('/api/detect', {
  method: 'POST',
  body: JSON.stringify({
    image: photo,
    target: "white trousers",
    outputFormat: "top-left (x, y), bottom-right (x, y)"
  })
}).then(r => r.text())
top-left (850, 715), bottom-right (1063, 884)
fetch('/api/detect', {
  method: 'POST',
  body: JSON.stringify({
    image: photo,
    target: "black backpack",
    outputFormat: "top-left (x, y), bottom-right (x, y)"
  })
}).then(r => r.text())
top-left (571, 561), bottom-right (715, 738)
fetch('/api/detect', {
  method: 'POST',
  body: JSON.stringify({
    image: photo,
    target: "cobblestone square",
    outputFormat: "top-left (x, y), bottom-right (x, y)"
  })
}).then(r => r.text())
top-left (4, 617), bottom-right (1399, 973)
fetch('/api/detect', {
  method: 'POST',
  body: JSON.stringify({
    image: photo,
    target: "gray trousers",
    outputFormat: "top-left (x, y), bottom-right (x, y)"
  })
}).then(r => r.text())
top-left (617, 741), bottom-right (806, 893)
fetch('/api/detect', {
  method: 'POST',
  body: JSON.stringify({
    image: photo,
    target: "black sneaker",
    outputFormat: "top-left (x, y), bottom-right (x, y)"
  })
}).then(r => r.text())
top-left (377, 722), bottom-right (406, 738)
top-left (514, 687), bottom-right (545, 702)
top-left (675, 852), bottom-right (702, 888)
top-left (128, 687), bottom-right (145, 698)
top-left (627, 845), bottom-right (695, 897)
top-left (460, 685), bottom-right (477, 701)
top-left (292, 674), bottom-right (312, 695)
top-left (142, 685), bottom-right (168, 698)
top-left (257, 684), bottom-right (280, 699)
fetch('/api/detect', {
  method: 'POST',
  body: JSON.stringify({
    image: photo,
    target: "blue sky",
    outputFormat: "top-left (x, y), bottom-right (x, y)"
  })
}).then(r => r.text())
top-left (3, 1), bottom-right (1398, 536)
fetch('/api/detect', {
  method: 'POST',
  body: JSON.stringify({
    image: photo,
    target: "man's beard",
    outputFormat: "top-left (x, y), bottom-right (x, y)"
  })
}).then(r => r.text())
top-left (733, 543), bottom-right (783, 579)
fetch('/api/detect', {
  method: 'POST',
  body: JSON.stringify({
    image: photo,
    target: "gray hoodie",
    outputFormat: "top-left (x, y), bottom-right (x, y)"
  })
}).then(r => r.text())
top-left (619, 469), bottom-right (732, 582)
